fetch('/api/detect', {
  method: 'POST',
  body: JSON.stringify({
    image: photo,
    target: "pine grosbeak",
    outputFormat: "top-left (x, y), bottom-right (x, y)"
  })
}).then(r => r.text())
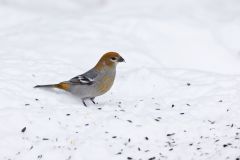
top-left (34, 52), bottom-right (125, 106)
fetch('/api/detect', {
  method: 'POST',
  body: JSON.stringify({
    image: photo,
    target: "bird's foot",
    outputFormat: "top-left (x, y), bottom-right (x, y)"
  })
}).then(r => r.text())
top-left (82, 99), bottom-right (87, 107)
top-left (90, 98), bottom-right (96, 104)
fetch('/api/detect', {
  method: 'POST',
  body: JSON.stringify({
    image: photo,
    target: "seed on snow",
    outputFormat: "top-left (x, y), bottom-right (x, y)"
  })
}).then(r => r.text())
top-left (21, 127), bottom-right (26, 133)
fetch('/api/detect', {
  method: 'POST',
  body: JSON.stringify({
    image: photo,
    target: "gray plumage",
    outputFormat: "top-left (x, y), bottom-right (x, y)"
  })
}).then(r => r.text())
top-left (34, 52), bottom-right (125, 107)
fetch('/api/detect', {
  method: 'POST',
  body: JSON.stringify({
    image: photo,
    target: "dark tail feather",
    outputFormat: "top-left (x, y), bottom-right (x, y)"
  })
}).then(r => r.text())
top-left (34, 82), bottom-right (70, 91)
top-left (34, 84), bottom-right (57, 88)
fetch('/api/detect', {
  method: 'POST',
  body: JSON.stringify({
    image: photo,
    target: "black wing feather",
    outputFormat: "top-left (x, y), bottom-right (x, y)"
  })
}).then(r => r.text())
top-left (69, 75), bottom-right (94, 85)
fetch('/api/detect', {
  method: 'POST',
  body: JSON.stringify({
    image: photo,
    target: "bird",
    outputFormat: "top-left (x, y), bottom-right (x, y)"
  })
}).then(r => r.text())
top-left (34, 52), bottom-right (125, 107)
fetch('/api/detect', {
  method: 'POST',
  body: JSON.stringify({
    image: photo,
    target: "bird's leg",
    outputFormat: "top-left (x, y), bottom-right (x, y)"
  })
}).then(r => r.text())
top-left (90, 97), bottom-right (96, 104)
top-left (82, 99), bottom-right (87, 107)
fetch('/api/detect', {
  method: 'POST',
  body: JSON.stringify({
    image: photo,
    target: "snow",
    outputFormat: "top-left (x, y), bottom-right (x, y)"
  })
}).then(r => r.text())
top-left (0, 0), bottom-right (240, 160)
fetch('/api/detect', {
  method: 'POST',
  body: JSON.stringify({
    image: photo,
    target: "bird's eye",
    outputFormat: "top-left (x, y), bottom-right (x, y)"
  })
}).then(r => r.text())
top-left (111, 57), bottom-right (117, 60)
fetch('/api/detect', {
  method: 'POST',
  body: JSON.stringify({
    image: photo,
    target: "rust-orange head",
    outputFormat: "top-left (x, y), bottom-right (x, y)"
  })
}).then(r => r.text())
top-left (95, 52), bottom-right (125, 70)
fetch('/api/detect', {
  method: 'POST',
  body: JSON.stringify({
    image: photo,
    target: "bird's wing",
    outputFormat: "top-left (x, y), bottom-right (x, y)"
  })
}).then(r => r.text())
top-left (69, 69), bottom-right (98, 85)
top-left (69, 75), bottom-right (94, 85)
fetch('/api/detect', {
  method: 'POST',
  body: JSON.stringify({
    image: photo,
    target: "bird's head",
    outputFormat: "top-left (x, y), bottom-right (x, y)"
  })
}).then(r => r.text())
top-left (95, 52), bottom-right (125, 70)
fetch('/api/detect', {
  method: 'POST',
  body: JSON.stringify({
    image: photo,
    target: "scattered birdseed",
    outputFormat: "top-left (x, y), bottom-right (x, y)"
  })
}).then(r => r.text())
top-left (127, 120), bottom-right (132, 123)
top-left (21, 127), bottom-right (26, 133)
top-left (208, 120), bottom-right (215, 124)
top-left (37, 155), bottom-right (43, 159)
top-left (223, 144), bottom-right (228, 147)
top-left (166, 133), bottom-right (175, 137)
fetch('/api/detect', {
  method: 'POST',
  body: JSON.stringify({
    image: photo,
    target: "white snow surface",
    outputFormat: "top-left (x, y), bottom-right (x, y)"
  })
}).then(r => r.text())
top-left (0, 0), bottom-right (240, 160)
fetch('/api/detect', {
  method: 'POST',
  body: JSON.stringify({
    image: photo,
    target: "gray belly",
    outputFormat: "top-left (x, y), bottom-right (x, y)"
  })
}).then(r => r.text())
top-left (68, 77), bottom-right (115, 98)
top-left (69, 84), bottom-right (100, 98)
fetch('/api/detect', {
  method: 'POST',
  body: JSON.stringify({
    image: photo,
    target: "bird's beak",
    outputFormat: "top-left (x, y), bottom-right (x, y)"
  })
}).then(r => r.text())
top-left (118, 56), bottom-right (125, 62)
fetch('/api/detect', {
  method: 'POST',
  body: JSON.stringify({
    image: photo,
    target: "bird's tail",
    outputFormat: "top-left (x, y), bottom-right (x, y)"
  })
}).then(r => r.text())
top-left (34, 82), bottom-right (70, 91)
top-left (34, 84), bottom-right (57, 88)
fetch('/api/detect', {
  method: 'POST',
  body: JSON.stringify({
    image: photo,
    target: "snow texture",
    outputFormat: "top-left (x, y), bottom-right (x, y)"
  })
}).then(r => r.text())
top-left (0, 0), bottom-right (240, 160)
